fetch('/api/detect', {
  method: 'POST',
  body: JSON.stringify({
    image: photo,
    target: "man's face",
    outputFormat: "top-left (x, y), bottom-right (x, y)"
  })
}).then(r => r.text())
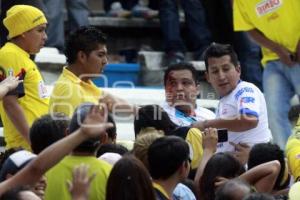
top-left (81, 44), bottom-right (108, 76)
top-left (206, 55), bottom-right (241, 97)
top-left (23, 24), bottom-right (47, 54)
top-left (165, 69), bottom-right (199, 107)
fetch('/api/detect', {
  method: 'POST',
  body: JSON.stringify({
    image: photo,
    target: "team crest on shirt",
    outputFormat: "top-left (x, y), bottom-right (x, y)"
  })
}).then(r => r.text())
top-left (256, 0), bottom-right (282, 16)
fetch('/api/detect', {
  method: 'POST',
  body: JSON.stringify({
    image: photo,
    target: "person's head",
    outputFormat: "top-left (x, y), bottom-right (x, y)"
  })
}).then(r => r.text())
top-left (203, 43), bottom-right (241, 97)
top-left (3, 5), bottom-right (47, 54)
top-left (106, 155), bottom-right (156, 200)
top-left (215, 179), bottom-right (251, 200)
top-left (68, 103), bottom-right (106, 154)
top-left (242, 193), bottom-right (275, 200)
top-left (132, 131), bottom-right (163, 169)
top-left (200, 152), bottom-right (245, 200)
top-left (248, 143), bottom-right (289, 190)
top-left (97, 143), bottom-right (128, 157)
top-left (65, 26), bottom-right (108, 75)
top-left (134, 105), bottom-right (178, 137)
top-left (0, 186), bottom-right (41, 200)
top-left (0, 150), bottom-right (36, 182)
top-left (148, 136), bottom-right (190, 181)
top-left (164, 63), bottom-right (200, 111)
top-left (30, 113), bottom-right (69, 154)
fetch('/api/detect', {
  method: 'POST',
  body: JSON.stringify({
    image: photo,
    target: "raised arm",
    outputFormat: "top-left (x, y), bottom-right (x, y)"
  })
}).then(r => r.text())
top-left (239, 160), bottom-right (280, 193)
top-left (0, 105), bottom-right (113, 196)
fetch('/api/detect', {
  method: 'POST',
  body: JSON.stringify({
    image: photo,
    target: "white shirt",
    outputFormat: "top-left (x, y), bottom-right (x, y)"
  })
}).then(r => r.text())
top-left (216, 81), bottom-right (272, 152)
top-left (161, 101), bottom-right (216, 126)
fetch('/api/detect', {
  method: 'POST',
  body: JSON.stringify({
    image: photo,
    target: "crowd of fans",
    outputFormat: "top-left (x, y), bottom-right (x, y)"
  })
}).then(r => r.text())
top-left (0, 1), bottom-right (299, 200)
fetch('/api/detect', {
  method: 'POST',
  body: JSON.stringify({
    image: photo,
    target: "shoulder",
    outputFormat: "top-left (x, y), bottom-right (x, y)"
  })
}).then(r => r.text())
top-left (196, 107), bottom-right (216, 119)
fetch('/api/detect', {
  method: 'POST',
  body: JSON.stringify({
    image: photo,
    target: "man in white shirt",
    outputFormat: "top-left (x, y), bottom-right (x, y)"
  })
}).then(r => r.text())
top-left (162, 62), bottom-right (215, 126)
top-left (193, 43), bottom-right (272, 152)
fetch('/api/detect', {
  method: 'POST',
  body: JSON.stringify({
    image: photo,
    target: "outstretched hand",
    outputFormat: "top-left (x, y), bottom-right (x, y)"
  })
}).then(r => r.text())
top-left (67, 164), bottom-right (96, 200)
top-left (202, 127), bottom-right (218, 152)
top-left (80, 105), bottom-right (113, 139)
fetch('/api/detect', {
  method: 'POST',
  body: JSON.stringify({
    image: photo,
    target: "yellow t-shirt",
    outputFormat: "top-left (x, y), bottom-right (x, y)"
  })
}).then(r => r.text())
top-left (49, 67), bottom-right (102, 117)
top-left (286, 117), bottom-right (300, 181)
top-left (0, 42), bottom-right (49, 150)
top-left (185, 128), bottom-right (203, 169)
top-left (45, 155), bottom-right (111, 200)
top-left (233, 0), bottom-right (300, 65)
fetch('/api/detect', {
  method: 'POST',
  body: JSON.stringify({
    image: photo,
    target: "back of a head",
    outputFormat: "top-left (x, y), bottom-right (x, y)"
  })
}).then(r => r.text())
top-left (30, 113), bottom-right (69, 154)
top-left (106, 155), bottom-right (156, 200)
top-left (69, 103), bottom-right (103, 153)
top-left (248, 143), bottom-right (287, 190)
top-left (3, 5), bottom-right (47, 39)
top-left (202, 43), bottom-right (239, 71)
top-left (97, 143), bottom-right (128, 157)
top-left (148, 136), bottom-right (189, 180)
top-left (163, 62), bottom-right (198, 86)
top-left (134, 104), bottom-right (177, 137)
top-left (0, 150), bottom-right (36, 182)
top-left (132, 131), bottom-right (163, 169)
top-left (200, 152), bottom-right (245, 200)
top-left (215, 179), bottom-right (251, 200)
top-left (65, 26), bottom-right (107, 64)
top-left (243, 193), bottom-right (275, 200)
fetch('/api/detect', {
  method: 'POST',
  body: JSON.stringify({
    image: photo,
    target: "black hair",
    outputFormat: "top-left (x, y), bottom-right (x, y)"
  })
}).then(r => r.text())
top-left (248, 143), bottom-right (288, 190)
top-left (148, 136), bottom-right (189, 180)
top-left (30, 113), bottom-right (69, 154)
top-left (65, 26), bottom-right (107, 64)
top-left (106, 155), bottom-right (156, 200)
top-left (163, 62), bottom-right (198, 86)
top-left (202, 43), bottom-right (239, 71)
top-left (134, 105), bottom-right (178, 137)
top-left (97, 143), bottom-right (128, 157)
top-left (200, 152), bottom-right (245, 200)
top-left (243, 193), bottom-right (275, 200)
top-left (69, 103), bottom-right (107, 153)
top-left (215, 178), bottom-right (251, 200)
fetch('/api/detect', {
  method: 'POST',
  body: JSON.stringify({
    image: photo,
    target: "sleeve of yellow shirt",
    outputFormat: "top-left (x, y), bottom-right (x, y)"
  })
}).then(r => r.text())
top-left (0, 51), bottom-right (23, 76)
top-left (185, 128), bottom-right (203, 169)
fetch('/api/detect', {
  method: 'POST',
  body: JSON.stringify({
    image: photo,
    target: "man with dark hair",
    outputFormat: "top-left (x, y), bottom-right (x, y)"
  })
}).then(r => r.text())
top-left (248, 143), bottom-right (290, 191)
top-left (148, 136), bottom-right (191, 200)
top-left (194, 43), bottom-right (272, 152)
top-left (44, 103), bottom-right (112, 200)
top-left (49, 26), bottom-right (130, 118)
top-left (29, 113), bottom-right (69, 154)
top-left (162, 62), bottom-right (215, 127)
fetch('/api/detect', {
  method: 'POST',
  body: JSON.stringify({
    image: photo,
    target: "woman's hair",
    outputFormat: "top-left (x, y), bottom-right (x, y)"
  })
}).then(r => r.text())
top-left (132, 131), bottom-right (163, 170)
top-left (200, 153), bottom-right (245, 200)
top-left (106, 155), bottom-right (156, 200)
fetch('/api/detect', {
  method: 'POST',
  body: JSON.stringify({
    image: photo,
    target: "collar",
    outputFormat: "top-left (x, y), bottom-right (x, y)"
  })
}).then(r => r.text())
top-left (153, 182), bottom-right (170, 199)
top-left (62, 67), bottom-right (94, 86)
top-left (6, 42), bottom-right (30, 58)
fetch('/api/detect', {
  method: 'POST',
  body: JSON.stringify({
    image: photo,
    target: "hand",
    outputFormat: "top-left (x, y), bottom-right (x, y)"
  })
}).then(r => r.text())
top-left (202, 127), bottom-right (218, 152)
top-left (192, 120), bottom-right (206, 131)
top-left (214, 176), bottom-right (229, 188)
top-left (230, 142), bottom-right (251, 165)
top-left (274, 45), bottom-right (296, 66)
top-left (0, 76), bottom-right (22, 91)
top-left (80, 105), bottom-right (113, 139)
top-left (67, 164), bottom-right (96, 200)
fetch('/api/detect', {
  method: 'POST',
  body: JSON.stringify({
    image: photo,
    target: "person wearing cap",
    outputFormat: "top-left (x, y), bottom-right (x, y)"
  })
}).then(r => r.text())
top-left (45, 103), bottom-right (112, 200)
top-left (0, 5), bottom-right (49, 151)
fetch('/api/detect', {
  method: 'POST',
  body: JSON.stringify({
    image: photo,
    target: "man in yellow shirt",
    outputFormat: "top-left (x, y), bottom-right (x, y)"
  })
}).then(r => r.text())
top-left (233, 0), bottom-right (300, 149)
top-left (0, 5), bottom-right (49, 150)
top-left (49, 26), bottom-right (130, 118)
